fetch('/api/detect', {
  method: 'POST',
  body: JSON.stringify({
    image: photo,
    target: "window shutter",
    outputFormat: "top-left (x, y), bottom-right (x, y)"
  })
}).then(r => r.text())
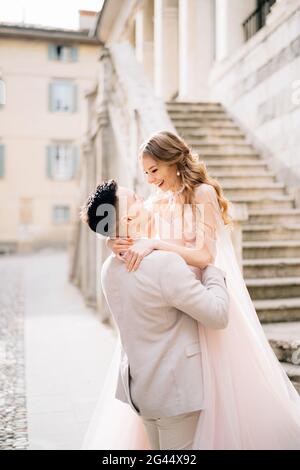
top-left (48, 44), bottom-right (57, 60)
top-left (0, 145), bottom-right (5, 177)
top-left (48, 82), bottom-right (54, 112)
top-left (46, 145), bottom-right (54, 179)
top-left (71, 47), bottom-right (78, 62)
top-left (0, 80), bottom-right (6, 106)
top-left (71, 146), bottom-right (79, 178)
top-left (72, 83), bottom-right (78, 112)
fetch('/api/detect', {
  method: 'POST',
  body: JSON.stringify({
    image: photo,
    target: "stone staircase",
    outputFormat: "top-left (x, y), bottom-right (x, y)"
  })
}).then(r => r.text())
top-left (167, 101), bottom-right (300, 394)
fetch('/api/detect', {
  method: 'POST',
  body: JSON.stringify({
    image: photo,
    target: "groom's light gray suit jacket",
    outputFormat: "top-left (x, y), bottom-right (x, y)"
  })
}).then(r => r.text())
top-left (101, 250), bottom-right (229, 419)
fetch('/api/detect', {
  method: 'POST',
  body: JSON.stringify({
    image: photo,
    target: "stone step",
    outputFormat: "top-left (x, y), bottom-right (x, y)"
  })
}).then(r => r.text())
top-left (243, 224), bottom-right (300, 242)
top-left (185, 136), bottom-right (248, 145)
top-left (171, 115), bottom-right (234, 124)
top-left (196, 148), bottom-right (260, 158)
top-left (263, 322), bottom-right (300, 365)
top-left (213, 171), bottom-right (276, 185)
top-left (255, 298), bottom-right (300, 323)
top-left (247, 208), bottom-right (300, 225)
top-left (166, 100), bottom-right (223, 110)
top-left (174, 120), bottom-right (239, 129)
top-left (229, 195), bottom-right (294, 210)
top-left (247, 277), bottom-right (300, 300)
top-left (282, 362), bottom-right (300, 394)
top-left (223, 182), bottom-right (285, 198)
top-left (243, 240), bottom-right (300, 259)
top-left (206, 160), bottom-right (269, 173)
top-left (169, 111), bottom-right (228, 120)
top-left (177, 127), bottom-right (244, 138)
top-left (193, 144), bottom-right (259, 155)
top-left (212, 169), bottom-right (274, 178)
top-left (244, 258), bottom-right (300, 278)
top-left (167, 101), bottom-right (223, 111)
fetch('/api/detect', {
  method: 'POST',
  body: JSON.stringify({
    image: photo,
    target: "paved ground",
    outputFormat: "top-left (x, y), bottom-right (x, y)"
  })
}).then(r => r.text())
top-left (0, 261), bottom-right (27, 449)
top-left (0, 249), bottom-right (116, 450)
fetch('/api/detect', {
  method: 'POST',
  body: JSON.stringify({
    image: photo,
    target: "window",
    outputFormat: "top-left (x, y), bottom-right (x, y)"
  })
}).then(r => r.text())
top-left (49, 80), bottom-right (77, 112)
top-left (0, 144), bottom-right (5, 178)
top-left (48, 44), bottom-right (78, 62)
top-left (46, 144), bottom-right (79, 180)
top-left (243, 0), bottom-right (276, 42)
top-left (0, 80), bottom-right (6, 107)
top-left (53, 205), bottom-right (70, 224)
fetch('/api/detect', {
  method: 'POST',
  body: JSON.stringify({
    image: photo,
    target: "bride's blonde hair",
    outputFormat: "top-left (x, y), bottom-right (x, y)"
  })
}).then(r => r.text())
top-left (139, 130), bottom-right (232, 225)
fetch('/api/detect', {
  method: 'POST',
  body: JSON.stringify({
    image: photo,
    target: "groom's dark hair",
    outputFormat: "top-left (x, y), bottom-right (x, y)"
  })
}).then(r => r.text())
top-left (80, 179), bottom-right (118, 236)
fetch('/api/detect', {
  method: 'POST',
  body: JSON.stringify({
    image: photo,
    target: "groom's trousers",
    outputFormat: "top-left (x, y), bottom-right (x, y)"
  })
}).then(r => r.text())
top-left (141, 410), bottom-right (201, 450)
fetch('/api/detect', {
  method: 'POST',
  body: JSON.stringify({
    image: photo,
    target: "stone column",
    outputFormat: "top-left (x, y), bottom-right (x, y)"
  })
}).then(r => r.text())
top-left (178, 0), bottom-right (215, 101)
top-left (93, 49), bottom-right (112, 321)
top-left (154, 0), bottom-right (179, 100)
top-left (215, 0), bottom-right (256, 61)
top-left (135, 0), bottom-right (154, 83)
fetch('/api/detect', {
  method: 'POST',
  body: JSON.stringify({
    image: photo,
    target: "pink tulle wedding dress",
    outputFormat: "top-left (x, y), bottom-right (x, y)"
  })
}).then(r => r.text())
top-left (82, 184), bottom-right (300, 450)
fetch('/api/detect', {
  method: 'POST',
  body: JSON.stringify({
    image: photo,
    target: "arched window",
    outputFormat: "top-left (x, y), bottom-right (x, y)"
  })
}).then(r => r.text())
top-left (0, 79), bottom-right (6, 106)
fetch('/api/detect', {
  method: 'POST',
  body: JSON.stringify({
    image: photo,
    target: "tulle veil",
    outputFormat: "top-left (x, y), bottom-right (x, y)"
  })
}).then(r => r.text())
top-left (82, 186), bottom-right (300, 450)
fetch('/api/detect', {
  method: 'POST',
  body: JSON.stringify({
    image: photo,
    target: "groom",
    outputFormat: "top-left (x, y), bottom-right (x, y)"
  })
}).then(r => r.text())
top-left (81, 179), bottom-right (229, 450)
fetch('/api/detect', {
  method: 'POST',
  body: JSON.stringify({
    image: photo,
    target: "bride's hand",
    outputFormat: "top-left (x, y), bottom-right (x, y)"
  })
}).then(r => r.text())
top-left (106, 237), bottom-right (134, 260)
top-left (124, 239), bottom-right (157, 272)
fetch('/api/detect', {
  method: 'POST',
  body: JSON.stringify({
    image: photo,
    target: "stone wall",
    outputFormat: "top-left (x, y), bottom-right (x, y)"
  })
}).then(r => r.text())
top-left (210, 2), bottom-right (300, 195)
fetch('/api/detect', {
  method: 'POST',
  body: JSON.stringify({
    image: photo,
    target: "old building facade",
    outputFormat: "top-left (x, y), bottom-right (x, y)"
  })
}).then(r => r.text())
top-left (0, 11), bottom-right (100, 253)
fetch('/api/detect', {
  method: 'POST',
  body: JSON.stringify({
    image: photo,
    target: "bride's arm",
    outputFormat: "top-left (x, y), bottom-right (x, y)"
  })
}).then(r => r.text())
top-left (124, 219), bottom-right (215, 272)
top-left (105, 209), bottom-right (156, 262)
top-left (125, 188), bottom-right (218, 272)
top-left (151, 238), bottom-right (213, 268)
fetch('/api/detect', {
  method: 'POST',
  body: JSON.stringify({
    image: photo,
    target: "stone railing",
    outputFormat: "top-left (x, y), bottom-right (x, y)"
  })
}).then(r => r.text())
top-left (210, 0), bottom-right (300, 194)
top-left (70, 42), bottom-right (175, 319)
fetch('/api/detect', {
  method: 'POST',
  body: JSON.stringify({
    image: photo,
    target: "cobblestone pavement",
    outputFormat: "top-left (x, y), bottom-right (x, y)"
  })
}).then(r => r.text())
top-left (0, 249), bottom-right (117, 450)
top-left (0, 262), bottom-right (28, 450)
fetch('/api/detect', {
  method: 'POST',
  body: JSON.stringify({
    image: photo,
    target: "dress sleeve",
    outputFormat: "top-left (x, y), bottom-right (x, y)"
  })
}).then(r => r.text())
top-left (193, 184), bottom-right (223, 264)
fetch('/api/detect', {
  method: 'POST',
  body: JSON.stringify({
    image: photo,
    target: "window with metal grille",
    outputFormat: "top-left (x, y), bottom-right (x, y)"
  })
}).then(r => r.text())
top-left (243, 0), bottom-right (276, 42)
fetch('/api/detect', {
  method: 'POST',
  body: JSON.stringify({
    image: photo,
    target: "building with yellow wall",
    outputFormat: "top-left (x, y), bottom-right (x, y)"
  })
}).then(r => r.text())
top-left (0, 11), bottom-right (100, 252)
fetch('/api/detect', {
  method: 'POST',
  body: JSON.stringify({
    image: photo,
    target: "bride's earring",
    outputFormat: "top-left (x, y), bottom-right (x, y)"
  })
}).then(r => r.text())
top-left (121, 215), bottom-right (133, 224)
top-left (176, 170), bottom-right (180, 176)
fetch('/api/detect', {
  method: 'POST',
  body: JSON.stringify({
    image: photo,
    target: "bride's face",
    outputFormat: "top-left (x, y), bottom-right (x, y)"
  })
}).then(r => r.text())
top-left (142, 153), bottom-right (179, 193)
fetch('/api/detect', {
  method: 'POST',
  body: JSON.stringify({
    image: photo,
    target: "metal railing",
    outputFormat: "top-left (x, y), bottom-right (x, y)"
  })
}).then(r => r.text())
top-left (243, 0), bottom-right (276, 42)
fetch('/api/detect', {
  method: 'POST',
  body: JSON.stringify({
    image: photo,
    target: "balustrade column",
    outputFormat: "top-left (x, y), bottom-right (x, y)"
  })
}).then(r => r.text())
top-left (178, 0), bottom-right (214, 101)
top-left (215, 0), bottom-right (256, 61)
top-left (154, 0), bottom-right (179, 100)
top-left (135, 0), bottom-right (154, 84)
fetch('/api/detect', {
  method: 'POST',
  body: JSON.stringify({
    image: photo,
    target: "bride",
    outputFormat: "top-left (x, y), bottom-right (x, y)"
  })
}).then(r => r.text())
top-left (82, 131), bottom-right (300, 450)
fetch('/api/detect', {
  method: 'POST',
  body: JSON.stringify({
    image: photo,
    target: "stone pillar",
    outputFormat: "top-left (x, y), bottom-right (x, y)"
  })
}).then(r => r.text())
top-left (154, 0), bottom-right (179, 100)
top-left (215, 0), bottom-right (256, 61)
top-left (178, 0), bottom-right (214, 101)
top-left (93, 49), bottom-right (112, 321)
top-left (135, 0), bottom-right (155, 84)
